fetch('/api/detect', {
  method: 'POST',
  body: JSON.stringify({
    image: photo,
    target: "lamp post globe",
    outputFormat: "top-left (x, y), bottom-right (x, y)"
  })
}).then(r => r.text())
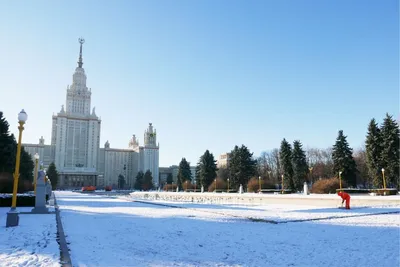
top-left (34, 153), bottom-right (39, 160)
top-left (18, 109), bottom-right (28, 123)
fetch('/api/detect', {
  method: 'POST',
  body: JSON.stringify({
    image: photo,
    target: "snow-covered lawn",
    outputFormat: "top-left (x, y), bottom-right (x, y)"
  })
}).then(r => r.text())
top-left (0, 207), bottom-right (60, 267)
top-left (56, 191), bottom-right (400, 267)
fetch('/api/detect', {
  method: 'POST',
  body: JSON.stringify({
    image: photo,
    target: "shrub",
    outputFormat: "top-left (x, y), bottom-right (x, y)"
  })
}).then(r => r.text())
top-left (207, 178), bottom-right (227, 192)
top-left (247, 177), bottom-right (276, 193)
top-left (311, 177), bottom-right (348, 194)
top-left (181, 181), bottom-right (195, 191)
top-left (163, 184), bottom-right (177, 191)
top-left (0, 172), bottom-right (33, 193)
top-left (0, 193), bottom-right (35, 207)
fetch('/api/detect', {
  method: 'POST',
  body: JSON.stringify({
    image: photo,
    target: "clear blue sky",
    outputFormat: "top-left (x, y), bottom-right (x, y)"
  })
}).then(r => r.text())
top-left (0, 1), bottom-right (398, 167)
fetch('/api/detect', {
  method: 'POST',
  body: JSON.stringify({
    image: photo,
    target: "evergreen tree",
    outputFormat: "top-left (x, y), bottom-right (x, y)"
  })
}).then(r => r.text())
top-left (166, 173), bottom-right (173, 184)
top-left (177, 158), bottom-right (192, 190)
top-left (133, 171), bottom-right (144, 190)
top-left (0, 112), bottom-right (16, 173)
top-left (279, 139), bottom-right (294, 191)
top-left (19, 147), bottom-right (34, 182)
top-left (228, 145), bottom-right (257, 189)
top-left (142, 170), bottom-right (154, 191)
top-left (332, 130), bottom-right (358, 187)
top-left (380, 113), bottom-right (400, 189)
top-left (217, 166), bottom-right (229, 181)
top-left (365, 118), bottom-right (383, 188)
top-left (46, 162), bottom-right (59, 190)
top-left (291, 140), bottom-right (309, 191)
top-left (197, 150), bottom-right (218, 189)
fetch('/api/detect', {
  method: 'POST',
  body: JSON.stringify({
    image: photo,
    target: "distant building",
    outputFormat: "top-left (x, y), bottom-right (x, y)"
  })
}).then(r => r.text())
top-left (217, 153), bottom-right (230, 168)
top-left (158, 165), bottom-right (197, 186)
top-left (23, 39), bottom-right (159, 188)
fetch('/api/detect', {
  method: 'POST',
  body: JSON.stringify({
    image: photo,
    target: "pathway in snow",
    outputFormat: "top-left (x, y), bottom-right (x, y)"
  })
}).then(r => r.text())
top-left (56, 191), bottom-right (400, 267)
top-left (0, 207), bottom-right (60, 267)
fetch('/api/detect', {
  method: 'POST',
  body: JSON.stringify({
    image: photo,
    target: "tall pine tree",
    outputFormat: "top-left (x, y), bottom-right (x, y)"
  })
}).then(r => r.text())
top-left (133, 171), bottom-right (144, 190)
top-left (20, 147), bottom-right (34, 182)
top-left (291, 140), bottom-right (309, 191)
top-left (332, 130), bottom-right (358, 187)
top-left (0, 112), bottom-right (17, 173)
top-left (166, 173), bottom-right (173, 184)
top-left (142, 170), bottom-right (154, 191)
top-left (380, 114), bottom-right (400, 189)
top-left (177, 158), bottom-right (192, 190)
top-left (228, 145), bottom-right (257, 189)
top-left (46, 162), bottom-right (59, 190)
top-left (197, 150), bottom-right (218, 189)
top-left (365, 118), bottom-right (383, 188)
top-left (279, 139), bottom-right (294, 191)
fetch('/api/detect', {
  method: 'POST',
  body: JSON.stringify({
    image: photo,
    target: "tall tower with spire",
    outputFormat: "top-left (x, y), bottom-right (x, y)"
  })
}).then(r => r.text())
top-left (65, 38), bottom-right (92, 115)
top-left (50, 38), bottom-right (101, 188)
top-left (141, 123), bottom-right (160, 187)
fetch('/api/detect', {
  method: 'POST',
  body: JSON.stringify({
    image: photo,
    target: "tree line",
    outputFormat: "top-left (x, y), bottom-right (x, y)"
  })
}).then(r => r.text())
top-left (172, 113), bottom-right (399, 191)
top-left (0, 111), bottom-right (60, 191)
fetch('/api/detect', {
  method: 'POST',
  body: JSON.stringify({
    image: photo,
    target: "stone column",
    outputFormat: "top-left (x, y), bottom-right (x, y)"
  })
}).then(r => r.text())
top-left (31, 170), bottom-right (49, 214)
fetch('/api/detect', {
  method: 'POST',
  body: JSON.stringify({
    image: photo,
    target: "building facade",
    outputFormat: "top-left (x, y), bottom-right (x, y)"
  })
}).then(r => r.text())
top-left (158, 165), bottom-right (197, 187)
top-left (22, 39), bottom-right (160, 189)
top-left (217, 153), bottom-right (230, 168)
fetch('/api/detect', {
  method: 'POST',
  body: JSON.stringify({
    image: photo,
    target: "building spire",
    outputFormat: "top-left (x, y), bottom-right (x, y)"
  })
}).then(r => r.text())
top-left (78, 37), bottom-right (85, 68)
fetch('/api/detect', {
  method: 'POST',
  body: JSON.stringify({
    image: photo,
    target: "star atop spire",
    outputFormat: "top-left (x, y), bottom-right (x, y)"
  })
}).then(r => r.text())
top-left (78, 37), bottom-right (85, 68)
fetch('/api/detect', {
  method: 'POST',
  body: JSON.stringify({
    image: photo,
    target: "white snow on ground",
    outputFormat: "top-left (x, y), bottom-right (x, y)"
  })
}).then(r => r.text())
top-left (0, 207), bottom-right (60, 267)
top-left (122, 197), bottom-right (400, 224)
top-left (56, 191), bottom-right (400, 267)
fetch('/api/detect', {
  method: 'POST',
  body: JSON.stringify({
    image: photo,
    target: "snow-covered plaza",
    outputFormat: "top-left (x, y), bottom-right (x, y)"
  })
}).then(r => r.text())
top-left (1, 191), bottom-right (399, 267)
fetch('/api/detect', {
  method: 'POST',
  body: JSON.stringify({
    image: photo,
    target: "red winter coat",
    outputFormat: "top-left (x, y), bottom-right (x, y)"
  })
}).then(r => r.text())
top-left (338, 191), bottom-right (350, 200)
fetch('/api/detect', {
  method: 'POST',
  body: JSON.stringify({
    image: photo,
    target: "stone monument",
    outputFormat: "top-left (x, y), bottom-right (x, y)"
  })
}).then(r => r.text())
top-left (31, 170), bottom-right (50, 214)
top-left (303, 182), bottom-right (309, 195)
top-left (239, 184), bottom-right (243, 194)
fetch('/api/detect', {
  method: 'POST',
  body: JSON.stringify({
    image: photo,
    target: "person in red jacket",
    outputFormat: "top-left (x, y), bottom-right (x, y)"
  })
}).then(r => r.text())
top-left (338, 191), bottom-right (351, 209)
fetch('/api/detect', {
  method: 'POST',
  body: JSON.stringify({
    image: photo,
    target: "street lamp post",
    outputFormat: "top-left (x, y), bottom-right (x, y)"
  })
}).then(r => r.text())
top-left (381, 168), bottom-right (386, 189)
top-left (185, 180), bottom-right (188, 191)
top-left (6, 109), bottom-right (28, 227)
top-left (33, 153), bottom-right (39, 194)
top-left (258, 176), bottom-right (261, 193)
top-left (309, 167), bottom-right (313, 186)
top-left (214, 178), bottom-right (217, 192)
top-left (339, 171), bottom-right (343, 190)
top-left (227, 178), bottom-right (230, 193)
top-left (281, 174), bottom-right (284, 194)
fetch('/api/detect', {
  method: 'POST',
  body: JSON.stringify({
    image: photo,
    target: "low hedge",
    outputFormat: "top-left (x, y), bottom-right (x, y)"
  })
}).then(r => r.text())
top-left (0, 194), bottom-right (36, 207)
top-left (335, 188), bottom-right (370, 194)
top-left (370, 189), bottom-right (398, 196)
top-left (247, 177), bottom-right (276, 193)
top-left (335, 188), bottom-right (398, 195)
top-left (259, 189), bottom-right (292, 194)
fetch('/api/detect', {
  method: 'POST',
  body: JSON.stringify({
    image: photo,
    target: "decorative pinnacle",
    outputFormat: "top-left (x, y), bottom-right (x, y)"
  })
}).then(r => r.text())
top-left (78, 37), bottom-right (85, 68)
